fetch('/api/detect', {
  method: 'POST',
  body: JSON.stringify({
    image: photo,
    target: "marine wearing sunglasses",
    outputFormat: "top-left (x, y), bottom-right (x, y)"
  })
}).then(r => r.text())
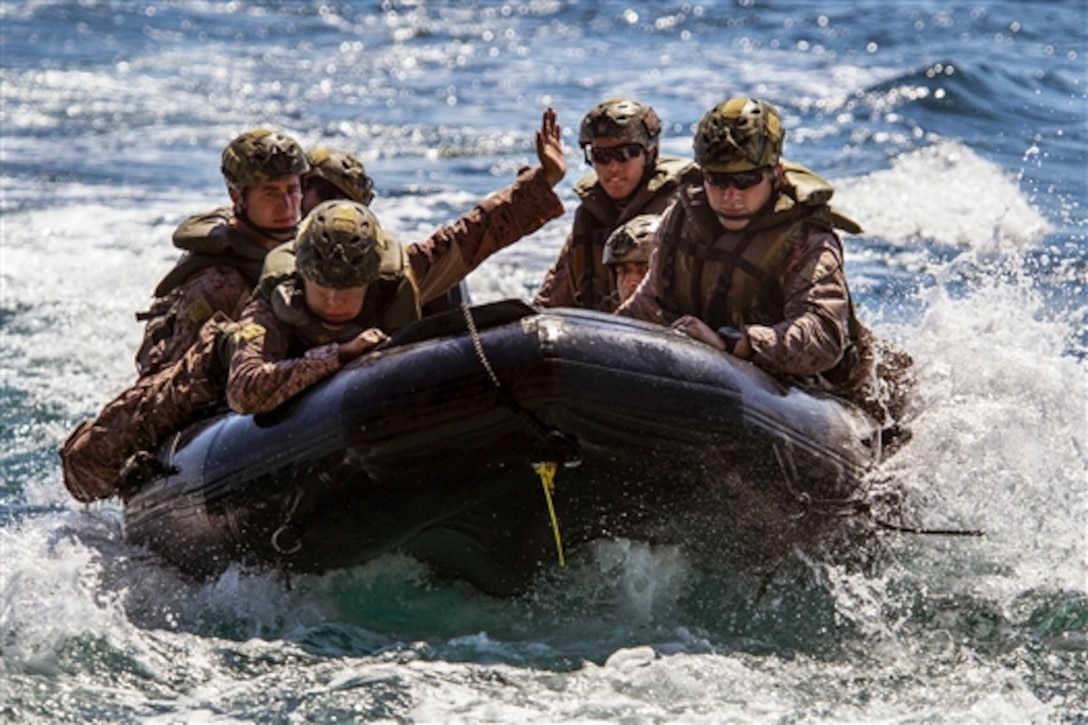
top-left (701, 167), bottom-right (771, 190)
top-left (701, 165), bottom-right (779, 231)
top-left (583, 142), bottom-right (645, 166)
top-left (585, 141), bottom-right (653, 202)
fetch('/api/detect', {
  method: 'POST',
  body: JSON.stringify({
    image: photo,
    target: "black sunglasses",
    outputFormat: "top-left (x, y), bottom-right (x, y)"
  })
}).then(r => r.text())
top-left (702, 168), bottom-right (769, 191)
top-left (585, 143), bottom-right (644, 166)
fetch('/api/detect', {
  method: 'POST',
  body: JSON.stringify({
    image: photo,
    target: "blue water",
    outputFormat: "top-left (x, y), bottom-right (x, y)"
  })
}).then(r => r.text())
top-left (2, 1), bottom-right (1085, 721)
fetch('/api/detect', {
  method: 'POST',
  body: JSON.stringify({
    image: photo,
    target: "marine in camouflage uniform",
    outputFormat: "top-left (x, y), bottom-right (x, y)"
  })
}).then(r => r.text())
top-left (228, 108), bottom-right (566, 415)
top-left (135, 128), bottom-right (310, 377)
top-left (59, 111), bottom-right (565, 502)
top-left (602, 213), bottom-right (659, 304)
top-left (534, 98), bottom-right (702, 313)
top-left (301, 146), bottom-right (375, 216)
top-left (533, 98), bottom-right (846, 314)
top-left (617, 97), bottom-right (914, 429)
top-left (228, 161), bottom-right (564, 414)
top-left (60, 314), bottom-right (233, 503)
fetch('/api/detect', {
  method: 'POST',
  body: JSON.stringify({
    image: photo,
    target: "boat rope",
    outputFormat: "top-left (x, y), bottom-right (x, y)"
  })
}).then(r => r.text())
top-left (773, 445), bottom-right (871, 516)
top-left (460, 303), bottom-right (581, 466)
top-left (870, 515), bottom-right (984, 537)
top-left (534, 461), bottom-right (566, 567)
top-left (463, 303), bottom-right (502, 388)
top-left (270, 489), bottom-right (304, 555)
top-left (771, 446), bottom-right (984, 537)
top-left (461, 303), bottom-right (577, 568)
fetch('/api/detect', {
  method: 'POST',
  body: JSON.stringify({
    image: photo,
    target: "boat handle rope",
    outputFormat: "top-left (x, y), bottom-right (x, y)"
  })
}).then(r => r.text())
top-left (271, 489), bottom-right (304, 555)
top-left (462, 303), bottom-right (578, 567)
top-left (460, 303), bottom-right (581, 464)
top-left (533, 461), bottom-right (566, 567)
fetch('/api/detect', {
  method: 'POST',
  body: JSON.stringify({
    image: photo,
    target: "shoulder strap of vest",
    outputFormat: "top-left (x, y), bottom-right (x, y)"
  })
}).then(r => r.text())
top-left (778, 160), bottom-right (864, 234)
top-left (701, 228), bottom-right (774, 310)
top-left (646, 156), bottom-right (699, 193)
top-left (829, 207), bottom-right (863, 235)
top-left (374, 232), bottom-right (410, 283)
top-left (151, 250), bottom-right (264, 298)
top-left (360, 275), bottom-right (422, 334)
top-left (257, 242), bottom-right (298, 299)
top-left (173, 208), bottom-right (272, 258)
top-left (572, 169), bottom-right (599, 198)
top-left (779, 160), bottom-right (833, 207)
top-left (151, 210), bottom-right (270, 298)
top-left (653, 191), bottom-right (694, 319)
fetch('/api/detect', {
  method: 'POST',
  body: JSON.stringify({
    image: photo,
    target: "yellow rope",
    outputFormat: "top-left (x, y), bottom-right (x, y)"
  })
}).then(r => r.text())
top-left (533, 461), bottom-right (564, 567)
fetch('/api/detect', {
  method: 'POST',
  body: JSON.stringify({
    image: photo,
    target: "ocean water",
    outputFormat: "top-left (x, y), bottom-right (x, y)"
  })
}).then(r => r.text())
top-left (1, 1), bottom-right (1085, 721)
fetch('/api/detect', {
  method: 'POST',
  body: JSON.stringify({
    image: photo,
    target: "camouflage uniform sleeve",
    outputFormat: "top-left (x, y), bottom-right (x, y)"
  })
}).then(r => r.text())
top-left (745, 227), bottom-right (850, 376)
top-left (224, 297), bottom-right (342, 415)
top-left (532, 231), bottom-right (578, 308)
top-left (410, 166), bottom-right (564, 306)
top-left (614, 246), bottom-right (669, 324)
top-left (60, 312), bottom-right (232, 502)
top-left (144, 265), bottom-right (253, 376)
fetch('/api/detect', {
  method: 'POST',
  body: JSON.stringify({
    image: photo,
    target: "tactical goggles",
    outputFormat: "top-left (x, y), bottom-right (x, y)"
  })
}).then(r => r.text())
top-left (585, 143), bottom-right (644, 166)
top-left (702, 167), bottom-right (769, 190)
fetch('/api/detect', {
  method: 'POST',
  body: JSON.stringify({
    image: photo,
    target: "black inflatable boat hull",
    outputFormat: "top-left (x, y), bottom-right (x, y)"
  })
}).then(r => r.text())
top-left (124, 301), bottom-right (883, 595)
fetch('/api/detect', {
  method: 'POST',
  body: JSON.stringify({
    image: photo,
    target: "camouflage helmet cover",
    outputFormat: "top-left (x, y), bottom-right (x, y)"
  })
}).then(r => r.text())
top-left (305, 147), bottom-right (375, 206)
top-left (603, 214), bottom-right (659, 265)
top-left (221, 128), bottom-right (310, 192)
top-left (693, 98), bottom-right (784, 173)
top-left (578, 98), bottom-right (662, 150)
top-left (295, 200), bottom-right (384, 288)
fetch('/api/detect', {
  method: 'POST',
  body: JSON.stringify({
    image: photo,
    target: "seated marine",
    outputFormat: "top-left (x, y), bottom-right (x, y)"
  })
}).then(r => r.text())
top-left (601, 213), bottom-right (659, 305)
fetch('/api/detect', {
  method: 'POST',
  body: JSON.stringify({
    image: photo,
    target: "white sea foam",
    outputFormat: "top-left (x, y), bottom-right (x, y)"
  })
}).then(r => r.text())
top-left (885, 272), bottom-right (1087, 595)
top-left (835, 140), bottom-right (1053, 250)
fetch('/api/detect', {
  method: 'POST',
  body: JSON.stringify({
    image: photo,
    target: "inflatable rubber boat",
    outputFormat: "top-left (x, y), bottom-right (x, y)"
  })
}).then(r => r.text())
top-left (123, 300), bottom-right (889, 595)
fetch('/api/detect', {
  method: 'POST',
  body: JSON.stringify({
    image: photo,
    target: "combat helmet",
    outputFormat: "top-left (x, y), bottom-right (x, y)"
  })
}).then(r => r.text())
top-left (221, 128), bottom-right (310, 192)
top-left (578, 98), bottom-right (662, 151)
top-left (305, 148), bottom-right (375, 206)
top-left (295, 200), bottom-right (384, 288)
top-left (603, 214), bottom-right (659, 265)
top-left (693, 98), bottom-right (784, 173)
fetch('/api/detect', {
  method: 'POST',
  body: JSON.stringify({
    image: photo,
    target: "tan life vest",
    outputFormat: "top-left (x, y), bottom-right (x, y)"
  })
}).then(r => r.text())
top-left (567, 156), bottom-right (700, 312)
top-left (654, 174), bottom-right (864, 383)
top-left (134, 208), bottom-right (272, 375)
top-left (157, 208), bottom-right (271, 294)
top-left (655, 187), bottom-right (800, 330)
top-left (259, 238), bottom-right (422, 354)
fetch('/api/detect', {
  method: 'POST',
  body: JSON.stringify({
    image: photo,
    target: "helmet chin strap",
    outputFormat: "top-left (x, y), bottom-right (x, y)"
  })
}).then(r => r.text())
top-left (639, 147), bottom-right (657, 181)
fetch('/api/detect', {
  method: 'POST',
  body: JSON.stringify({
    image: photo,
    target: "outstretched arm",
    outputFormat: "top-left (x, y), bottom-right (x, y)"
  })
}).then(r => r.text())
top-left (408, 111), bottom-right (566, 304)
top-left (537, 107), bottom-right (566, 187)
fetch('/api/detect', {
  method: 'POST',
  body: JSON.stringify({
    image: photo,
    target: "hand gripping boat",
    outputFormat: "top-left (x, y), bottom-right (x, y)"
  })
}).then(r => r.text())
top-left (123, 300), bottom-right (888, 596)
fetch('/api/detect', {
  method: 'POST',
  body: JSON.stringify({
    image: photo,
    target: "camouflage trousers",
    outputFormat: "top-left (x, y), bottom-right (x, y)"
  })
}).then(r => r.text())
top-left (60, 313), bottom-right (229, 503)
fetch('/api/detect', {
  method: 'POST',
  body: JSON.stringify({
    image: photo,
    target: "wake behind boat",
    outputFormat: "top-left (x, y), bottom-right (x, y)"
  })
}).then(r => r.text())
top-left (124, 300), bottom-right (890, 596)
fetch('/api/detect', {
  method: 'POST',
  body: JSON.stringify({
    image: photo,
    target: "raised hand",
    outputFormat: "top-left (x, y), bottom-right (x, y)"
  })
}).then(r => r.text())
top-left (536, 107), bottom-right (566, 187)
